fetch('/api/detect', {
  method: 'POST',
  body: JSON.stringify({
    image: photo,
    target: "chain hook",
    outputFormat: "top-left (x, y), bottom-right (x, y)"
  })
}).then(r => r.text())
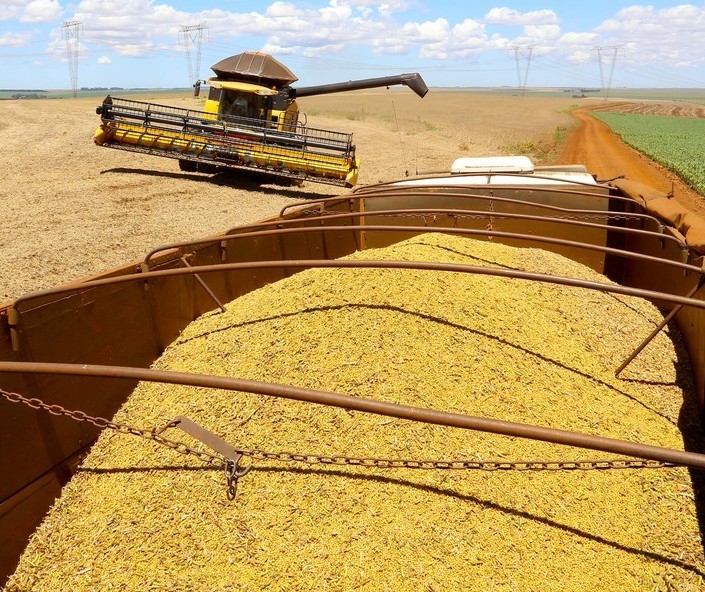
top-left (224, 456), bottom-right (252, 501)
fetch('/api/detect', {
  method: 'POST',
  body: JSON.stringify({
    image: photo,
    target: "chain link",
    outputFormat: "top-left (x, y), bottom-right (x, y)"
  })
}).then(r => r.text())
top-left (235, 448), bottom-right (671, 471)
top-left (1, 388), bottom-right (675, 473)
top-left (1, 388), bottom-right (224, 468)
top-left (302, 209), bottom-right (648, 224)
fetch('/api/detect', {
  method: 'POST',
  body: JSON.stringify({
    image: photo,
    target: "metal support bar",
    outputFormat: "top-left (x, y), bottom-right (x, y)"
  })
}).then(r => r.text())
top-left (14, 259), bottom-right (705, 312)
top-left (2, 360), bottom-right (705, 469)
top-left (252, 204), bottom-right (670, 243)
top-left (352, 179), bottom-right (633, 204)
top-left (615, 278), bottom-right (705, 376)
top-left (7, 307), bottom-right (20, 352)
top-left (180, 256), bottom-right (226, 313)
top-left (143, 222), bottom-right (694, 274)
top-left (280, 188), bottom-right (660, 221)
top-left (160, 415), bottom-right (242, 460)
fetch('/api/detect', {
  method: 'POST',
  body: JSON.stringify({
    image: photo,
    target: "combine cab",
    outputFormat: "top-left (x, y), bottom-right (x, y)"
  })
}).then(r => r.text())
top-left (94, 51), bottom-right (428, 187)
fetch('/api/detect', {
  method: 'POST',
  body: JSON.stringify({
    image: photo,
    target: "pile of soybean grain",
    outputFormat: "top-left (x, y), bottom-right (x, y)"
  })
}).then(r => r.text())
top-left (8, 233), bottom-right (705, 592)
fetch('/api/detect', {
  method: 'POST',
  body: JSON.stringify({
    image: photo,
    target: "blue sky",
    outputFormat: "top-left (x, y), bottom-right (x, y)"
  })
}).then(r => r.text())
top-left (1, 0), bottom-right (704, 90)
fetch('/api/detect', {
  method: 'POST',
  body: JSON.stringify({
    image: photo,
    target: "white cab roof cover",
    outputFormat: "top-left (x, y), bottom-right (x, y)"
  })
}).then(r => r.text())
top-left (450, 156), bottom-right (534, 174)
top-left (393, 156), bottom-right (597, 187)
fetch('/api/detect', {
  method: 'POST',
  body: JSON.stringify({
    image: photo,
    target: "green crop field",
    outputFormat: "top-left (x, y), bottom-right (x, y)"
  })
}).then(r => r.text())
top-left (592, 111), bottom-right (705, 195)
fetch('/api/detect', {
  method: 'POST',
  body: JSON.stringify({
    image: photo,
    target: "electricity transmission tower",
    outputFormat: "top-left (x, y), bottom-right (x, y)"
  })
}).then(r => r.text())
top-left (512, 45), bottom-right (535, 96)
top-left (594, 46), bottom-right (619, 100)
top-left (62, 20), bottom-right (81, 98)
top-left (180, 23), bottom-right (207, 87)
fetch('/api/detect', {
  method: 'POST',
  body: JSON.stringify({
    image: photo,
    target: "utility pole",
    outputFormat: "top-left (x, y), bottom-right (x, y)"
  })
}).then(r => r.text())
top-left (594, 46), bottom-right (619, 100)
top-left (180, 23), bottom-right (207, 87)
top-left (62, 20), bottom-right (81, 98)
top-left (512, 45), bottom-right (535, 96)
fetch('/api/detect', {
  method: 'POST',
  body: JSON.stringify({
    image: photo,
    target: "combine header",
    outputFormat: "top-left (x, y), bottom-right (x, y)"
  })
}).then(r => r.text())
top-left (94, 52), bottom-right (428, 187)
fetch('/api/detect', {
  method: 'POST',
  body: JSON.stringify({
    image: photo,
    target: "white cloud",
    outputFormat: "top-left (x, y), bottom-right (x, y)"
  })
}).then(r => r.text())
top-left (484, 8), bottom-right (559, 26)
top-left (522, 24), bottom-right (560, 41)
top-left (21, 0), bottom-right (61, 23)
top-left (478, 8), bottom-right (561, 59)
top-left (69, 0), bottom-right (186, 56)
top-left (224, 1), bottom-right (395, 57)
top-left (2, 0), bottom-right (699, 86)
top-left (264, 1), bottom-right (299, 19)
top-left (415, 18), bottom-right (502, 60)
top-left (0, 1), bottom-right (24, 21)
top-left (566, 50), bottom-right (593, 65)
top-left (344, 0), bottom-right (412, 12)
top-left (319, 2), bottom-right (354, 25)
top-left (97, 55), bottom-right (111, 64)
top-left (400, 18), bottom-right (451, 43)
top-left (372, 42), bottom-right (409, 55)
top-left (0, 30), bottom-right (33, 46)
top-left (452, 18), bottom-right (486, 40)
top-left (593, 3), bottom-right (705, 68)
top-left (598, 18), bottom-right (621, 34)
top-left (0, 0), bottom-right (60, 22)
top-left (612, 5), bottom-right (653, 20)
top-left (559, 31), bottom-right (599, 47)
top-left (67, 0), bottom-right (381, 59)
top-left (114, 43), bottom-right (161, 57)
top-left (76, 0), bottom-right (164, 17)
top-left (31, 2), bottom-right (558, 70)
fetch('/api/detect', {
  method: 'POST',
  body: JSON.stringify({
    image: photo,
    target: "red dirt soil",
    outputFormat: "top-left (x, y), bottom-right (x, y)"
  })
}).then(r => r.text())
top-left (558, 107), bottom-right (705, 217)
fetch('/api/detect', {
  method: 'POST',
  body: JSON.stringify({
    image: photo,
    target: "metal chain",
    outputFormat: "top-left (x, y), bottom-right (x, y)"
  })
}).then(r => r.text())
top-left (1, 387), bottom-right (674, 472)
top-left (302, 209), bottom-right (649, 224)
top-left (0, 388), bottom-right (223, 468)
top-left (235, 448), bottom-right (671, 471)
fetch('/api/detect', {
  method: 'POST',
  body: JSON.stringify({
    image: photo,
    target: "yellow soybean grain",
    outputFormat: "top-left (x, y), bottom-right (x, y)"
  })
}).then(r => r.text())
top-left (8, 233), bottom-right (705, 592)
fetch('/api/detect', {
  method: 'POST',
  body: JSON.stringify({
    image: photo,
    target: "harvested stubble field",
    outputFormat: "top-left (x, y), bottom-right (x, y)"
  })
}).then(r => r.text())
top-left (0, 89), bottom-right (582, 302)
top-left (6, 233), bottom-right (705, 591)
top-left (595, 100), bottom-right (705, 118)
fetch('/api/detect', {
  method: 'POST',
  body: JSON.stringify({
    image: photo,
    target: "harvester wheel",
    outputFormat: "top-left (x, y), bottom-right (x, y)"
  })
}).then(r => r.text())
top-left (178, 159), bottom-right (198, 172)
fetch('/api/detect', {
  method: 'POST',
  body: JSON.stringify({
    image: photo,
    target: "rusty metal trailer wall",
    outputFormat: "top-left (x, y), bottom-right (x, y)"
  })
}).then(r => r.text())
top-left (357, 184), bottom-right (612, 271)
top-left (615, 198), bottom-right (705, 417)
top-left (1, 189), bottom-right (704, 584)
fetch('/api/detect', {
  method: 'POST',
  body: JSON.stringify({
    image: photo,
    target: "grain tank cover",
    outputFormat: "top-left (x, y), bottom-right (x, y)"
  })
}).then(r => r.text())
top-left (210, 51), bottom-right (298, 86)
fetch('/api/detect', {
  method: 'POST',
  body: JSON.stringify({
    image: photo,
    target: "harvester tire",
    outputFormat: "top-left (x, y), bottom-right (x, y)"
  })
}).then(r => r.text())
top-left (178, 159), bottom-right (198, 172)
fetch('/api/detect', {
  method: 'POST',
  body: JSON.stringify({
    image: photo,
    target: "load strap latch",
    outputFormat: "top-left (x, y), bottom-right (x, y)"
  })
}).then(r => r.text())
top-left (159, 415), bottom-right (251, 499)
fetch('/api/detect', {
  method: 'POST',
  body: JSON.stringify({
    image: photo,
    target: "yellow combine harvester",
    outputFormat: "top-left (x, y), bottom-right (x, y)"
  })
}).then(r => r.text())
top-left (94, 52), bottom-right (428, 187)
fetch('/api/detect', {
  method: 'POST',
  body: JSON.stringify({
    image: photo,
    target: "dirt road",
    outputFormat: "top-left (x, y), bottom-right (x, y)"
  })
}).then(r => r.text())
top-left (558, 107), bottom-right (705, 216)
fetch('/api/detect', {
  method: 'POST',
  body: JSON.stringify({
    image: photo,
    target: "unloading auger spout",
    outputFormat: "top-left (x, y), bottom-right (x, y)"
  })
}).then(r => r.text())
top-left (291, 73), bottom-right (429, 99)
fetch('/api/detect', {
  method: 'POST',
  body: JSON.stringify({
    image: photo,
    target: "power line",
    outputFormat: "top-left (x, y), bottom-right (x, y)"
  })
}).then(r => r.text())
top-left (594, 46), bottom-right (620, 100)
top-left (512, 45), bottom-right (535, 95)
top-left (180, 23), bottom-right (207, 87)
top-left (620, 62), bottom-right (705, 88)
top-left (62, 20), bottom-right (81, 97)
